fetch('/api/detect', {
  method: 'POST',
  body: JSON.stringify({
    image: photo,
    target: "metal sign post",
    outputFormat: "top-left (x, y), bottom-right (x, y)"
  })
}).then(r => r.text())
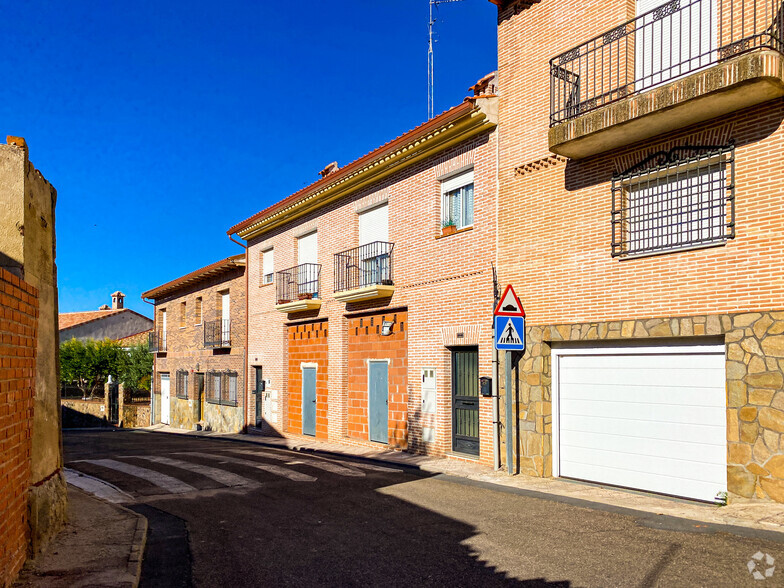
top-left (494, 285), bottom-right (525, 476)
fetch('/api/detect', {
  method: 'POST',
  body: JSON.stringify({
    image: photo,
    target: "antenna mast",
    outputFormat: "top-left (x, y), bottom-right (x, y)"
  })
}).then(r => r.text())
top-left (428, 0), bottom-right (464, 120)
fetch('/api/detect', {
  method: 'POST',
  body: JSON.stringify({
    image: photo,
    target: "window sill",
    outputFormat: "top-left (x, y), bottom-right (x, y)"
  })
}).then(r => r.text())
top-left (175, 395), bottom-right (189, 400)
top-left (616, 239), bottom-right (727, 261)
top-left (436, 226), bottom-right (473, 240)
top-left (260, 282), bottom-right (273, 288)
top-left (206, 399), bottom-right (239, 407)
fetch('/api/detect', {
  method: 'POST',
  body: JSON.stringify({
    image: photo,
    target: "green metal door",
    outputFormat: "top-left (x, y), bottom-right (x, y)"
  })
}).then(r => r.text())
top-left (452, 347), bottom-right (479, 456)
top-left (254, 367), bottom-right (264, 427)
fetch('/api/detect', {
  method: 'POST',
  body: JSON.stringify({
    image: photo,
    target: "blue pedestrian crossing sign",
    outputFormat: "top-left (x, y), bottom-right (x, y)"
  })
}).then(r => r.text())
top-left (495, 315), bottom-right (526, 351)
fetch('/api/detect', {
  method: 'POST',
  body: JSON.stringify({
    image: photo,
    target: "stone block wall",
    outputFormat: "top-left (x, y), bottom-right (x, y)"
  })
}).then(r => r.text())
top-left (502, 311), bottom-right (784, 502)
top-left (0, 268), bottom-right (37, 586)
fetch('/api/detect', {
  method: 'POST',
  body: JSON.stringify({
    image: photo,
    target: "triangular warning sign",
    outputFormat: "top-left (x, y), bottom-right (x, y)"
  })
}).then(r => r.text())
top-left (497, 317), bottom-right (523, 346)
top-left (494, 284), bottom-right (525, 316)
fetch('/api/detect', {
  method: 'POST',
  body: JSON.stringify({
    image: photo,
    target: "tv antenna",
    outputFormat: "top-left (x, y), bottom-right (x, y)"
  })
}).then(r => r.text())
top-left (428, 0), bottom-right (464, 120)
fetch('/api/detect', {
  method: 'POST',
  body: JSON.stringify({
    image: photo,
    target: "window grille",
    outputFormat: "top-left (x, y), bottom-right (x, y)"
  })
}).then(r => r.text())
top-left (611, 144), bottom-right (735, 257)
top-left (206, 370), bottom-right (238, 406)
top-left (176, 370), bottom-right (189, 399)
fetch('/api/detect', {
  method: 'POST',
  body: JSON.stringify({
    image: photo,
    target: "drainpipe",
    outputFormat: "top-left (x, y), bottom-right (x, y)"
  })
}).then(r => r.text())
top-left (229, 233), bottom-right (249, 430)
top-left (142, 295), bottom-right (156, 425)
top-left (492, 79), bottom-right (502, 471)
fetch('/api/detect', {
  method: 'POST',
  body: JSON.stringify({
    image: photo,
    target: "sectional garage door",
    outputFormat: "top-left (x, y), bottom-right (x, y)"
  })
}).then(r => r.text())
top-left (553, 343), bottom-right (727, 503)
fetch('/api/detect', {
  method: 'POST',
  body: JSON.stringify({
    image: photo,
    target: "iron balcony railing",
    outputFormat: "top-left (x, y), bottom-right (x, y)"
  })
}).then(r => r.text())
top-left (275, 263), bottom-right (321, 304)
top-left (550, 0), bottom-right (784, 125)
top-left (334, 241), bottom-right (394, 293)
top-left (204, 319), bottom-right (231, 348)
top-left (148, 330), bottom-right (167, 353)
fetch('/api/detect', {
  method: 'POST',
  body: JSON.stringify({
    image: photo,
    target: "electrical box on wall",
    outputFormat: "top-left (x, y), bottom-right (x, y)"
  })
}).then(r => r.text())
top-left (480, 376), bottom-right (492, 397)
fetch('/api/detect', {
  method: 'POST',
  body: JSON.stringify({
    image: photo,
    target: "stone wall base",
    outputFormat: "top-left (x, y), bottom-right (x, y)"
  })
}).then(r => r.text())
top-left (28, 470), bottom-right (67, 554)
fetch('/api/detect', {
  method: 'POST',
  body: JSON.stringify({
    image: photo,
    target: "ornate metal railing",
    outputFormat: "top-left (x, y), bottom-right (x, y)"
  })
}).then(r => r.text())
top-left (550, 0), bottom-right (784, 125)
top-left (204, 319), bottom-right (231, 348)
top-left (334, 241), bottom-right (395, 293)
top-left (148, 330), bottom-right (167, 353)
top-left (275, 263), bottom-right (321, 304)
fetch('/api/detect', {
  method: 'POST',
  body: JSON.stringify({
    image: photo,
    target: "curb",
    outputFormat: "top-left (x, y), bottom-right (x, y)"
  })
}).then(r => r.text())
top-left (67, 485), bottom-right (148, 588)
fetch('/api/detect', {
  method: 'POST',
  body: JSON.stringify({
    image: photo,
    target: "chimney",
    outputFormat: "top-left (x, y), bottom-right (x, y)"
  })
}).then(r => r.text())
top-left (111, 291), bottom-right (125, 310)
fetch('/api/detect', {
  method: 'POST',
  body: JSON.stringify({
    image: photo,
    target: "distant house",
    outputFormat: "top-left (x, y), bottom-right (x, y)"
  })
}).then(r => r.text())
top-left (59, 292), bottom-right (153, 343)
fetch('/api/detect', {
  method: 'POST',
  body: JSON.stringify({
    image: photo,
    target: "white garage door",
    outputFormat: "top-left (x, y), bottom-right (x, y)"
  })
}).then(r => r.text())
top-left (553, 343), bottom-right (726, 502)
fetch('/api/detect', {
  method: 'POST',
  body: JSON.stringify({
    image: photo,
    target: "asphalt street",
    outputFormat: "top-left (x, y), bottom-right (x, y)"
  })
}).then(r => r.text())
top-left (64, 430), bottom-right (784, 587)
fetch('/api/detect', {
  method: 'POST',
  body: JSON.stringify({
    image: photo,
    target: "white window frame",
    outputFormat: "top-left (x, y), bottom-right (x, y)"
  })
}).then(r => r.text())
top-left (440, 169), bottom-right (475, 230)
top-left (262, 248), bottom-right (274, 285)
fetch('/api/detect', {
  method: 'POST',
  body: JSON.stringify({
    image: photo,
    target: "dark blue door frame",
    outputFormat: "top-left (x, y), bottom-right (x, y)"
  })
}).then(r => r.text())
top-left (368, 361), bottom-right (389, 444)
top-left (302, 366), bottom-right (317, 436)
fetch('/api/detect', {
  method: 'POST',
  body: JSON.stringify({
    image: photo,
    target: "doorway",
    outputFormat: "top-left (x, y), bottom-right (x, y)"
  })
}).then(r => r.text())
top-left (368, 360), bottom-right (389, 444)
top-left (254, 367), bottom-right (264, 428)
top-left (451, 347), bottom-right (479, 456)
top-left (160, 374), bottom-right (171, 425)
top-left (302, 366), bottom-right (316, 436)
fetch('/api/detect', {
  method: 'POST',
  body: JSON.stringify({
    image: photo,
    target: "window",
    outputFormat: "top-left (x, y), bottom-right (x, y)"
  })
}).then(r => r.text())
top-left (611, 145), bottom-right (735, 257)
top-left (179, 301), bottom-right (186, 328)
top-left (176, 370), bottom-right (189, 399)
top-left (262, 248), bottom-right (274, 285)
top-left (441, 169), bottom-right (474, 230)
top-left (207, 371), bottom-right (222, 403)
top-left (206, 370), bottom-right (238, 406)
top-left (195, 297), bottom-right (202, 324)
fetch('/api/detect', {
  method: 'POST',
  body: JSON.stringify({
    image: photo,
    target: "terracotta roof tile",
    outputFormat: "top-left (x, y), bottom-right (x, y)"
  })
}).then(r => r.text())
top-left (227, 101), bottom-right (475, 236)
top-left (59, 308), bottom-right (152, 332)
top-left (141, 254), bottom-right (245, 300)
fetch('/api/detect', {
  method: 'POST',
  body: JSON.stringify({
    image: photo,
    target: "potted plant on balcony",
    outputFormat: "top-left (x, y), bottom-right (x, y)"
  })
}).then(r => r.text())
top-left (297, 292), bottom-right (314, 300)
top-left (441, 219), bottom-right (457, 237)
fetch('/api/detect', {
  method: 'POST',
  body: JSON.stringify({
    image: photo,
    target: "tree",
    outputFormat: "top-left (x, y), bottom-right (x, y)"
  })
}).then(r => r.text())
top-left (59, 339), bottom-right (122, 398)
top-left (118, 343), bottom-right (153, 392)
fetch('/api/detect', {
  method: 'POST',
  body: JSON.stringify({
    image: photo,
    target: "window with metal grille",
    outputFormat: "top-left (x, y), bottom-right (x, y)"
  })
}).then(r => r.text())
top-left (176, 370), bottom-right (189, 399)
top-left (206, 371), bottom-right (222, 404)
top-left (206, 370), bottom-right (238, 406)
top-left (611, 145), bottom-right (735, 257)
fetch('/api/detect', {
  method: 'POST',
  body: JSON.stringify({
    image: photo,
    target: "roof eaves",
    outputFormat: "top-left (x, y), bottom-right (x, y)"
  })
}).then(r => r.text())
top-left (227, 101), bottom-right (476, 237)
top-left (141, 254), bottom-right (246, 300)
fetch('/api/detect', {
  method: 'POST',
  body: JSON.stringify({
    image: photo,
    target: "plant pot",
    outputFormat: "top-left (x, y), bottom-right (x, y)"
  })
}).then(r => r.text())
top-left (441, 225), bottom-right (457, 237)
top-left (297, 293), bottom-right (313, 300)
top-left (278, 299), bottom-right (291, 304)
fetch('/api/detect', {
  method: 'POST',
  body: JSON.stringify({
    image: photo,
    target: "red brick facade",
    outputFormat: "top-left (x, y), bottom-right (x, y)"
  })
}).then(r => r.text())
top-left (146, 259), bottom-right (247, 433)
top-left (347, 310), bottom-right (408, 448)
top-left (0, 269), bottom-right (38, 586)
top-left (493, 0), bottom-right (784, 501)
top-left (287, 320), bottom-right (329, 438)
top-left (238, 100), bottom-right (499, 465)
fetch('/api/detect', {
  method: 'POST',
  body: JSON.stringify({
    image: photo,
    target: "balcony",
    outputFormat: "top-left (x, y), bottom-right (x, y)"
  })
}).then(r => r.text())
top-left (148, 330), bottom-right (167, 353)
top-left (204, 319), bottom-right (231, 348)
top-left (549, 0), bottom-right (784, 159)
top-left (274, 263), bottom-right (322, 313)
top-left (333, 241), bottom-right (395, 303)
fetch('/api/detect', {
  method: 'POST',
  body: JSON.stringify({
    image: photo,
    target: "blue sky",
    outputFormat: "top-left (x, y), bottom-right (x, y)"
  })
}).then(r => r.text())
top-left (4, 1), bottom-right (498, 318)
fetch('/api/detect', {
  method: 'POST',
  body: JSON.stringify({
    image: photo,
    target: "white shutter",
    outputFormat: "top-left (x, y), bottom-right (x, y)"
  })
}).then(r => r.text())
top-left (262, 249), bottom-right (274, 278)
top-left (635, 0), bottom-right (715, 91)
top-left (358, 204), bottom-right (389, 245)
top-left (298, 231), bottom-right (318, 265)
top-left (221, 292), bottom-right (230, 321)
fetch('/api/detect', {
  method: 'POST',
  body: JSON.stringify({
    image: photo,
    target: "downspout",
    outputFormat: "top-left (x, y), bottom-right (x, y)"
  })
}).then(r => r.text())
top-left (142, 296), bottom-right (156, 425)
top-left (493, 75), bottom-right (502, 471)
top-left (229, 233), bottom-right (250, 431)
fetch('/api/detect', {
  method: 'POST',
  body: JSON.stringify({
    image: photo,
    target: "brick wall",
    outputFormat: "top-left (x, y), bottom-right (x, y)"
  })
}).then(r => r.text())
top-left (287, 320), bottom-right (329, 438)
top-left (245, 127), bottom-right (498, 464)
top-left (347, 310), bottom-right (408, 448)
top-left (152, 267), bottom-right (246, 432)
top-left (0, 268), bottom-right (38, 586)
top-left (495, 0), bottom-right (784, 323)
